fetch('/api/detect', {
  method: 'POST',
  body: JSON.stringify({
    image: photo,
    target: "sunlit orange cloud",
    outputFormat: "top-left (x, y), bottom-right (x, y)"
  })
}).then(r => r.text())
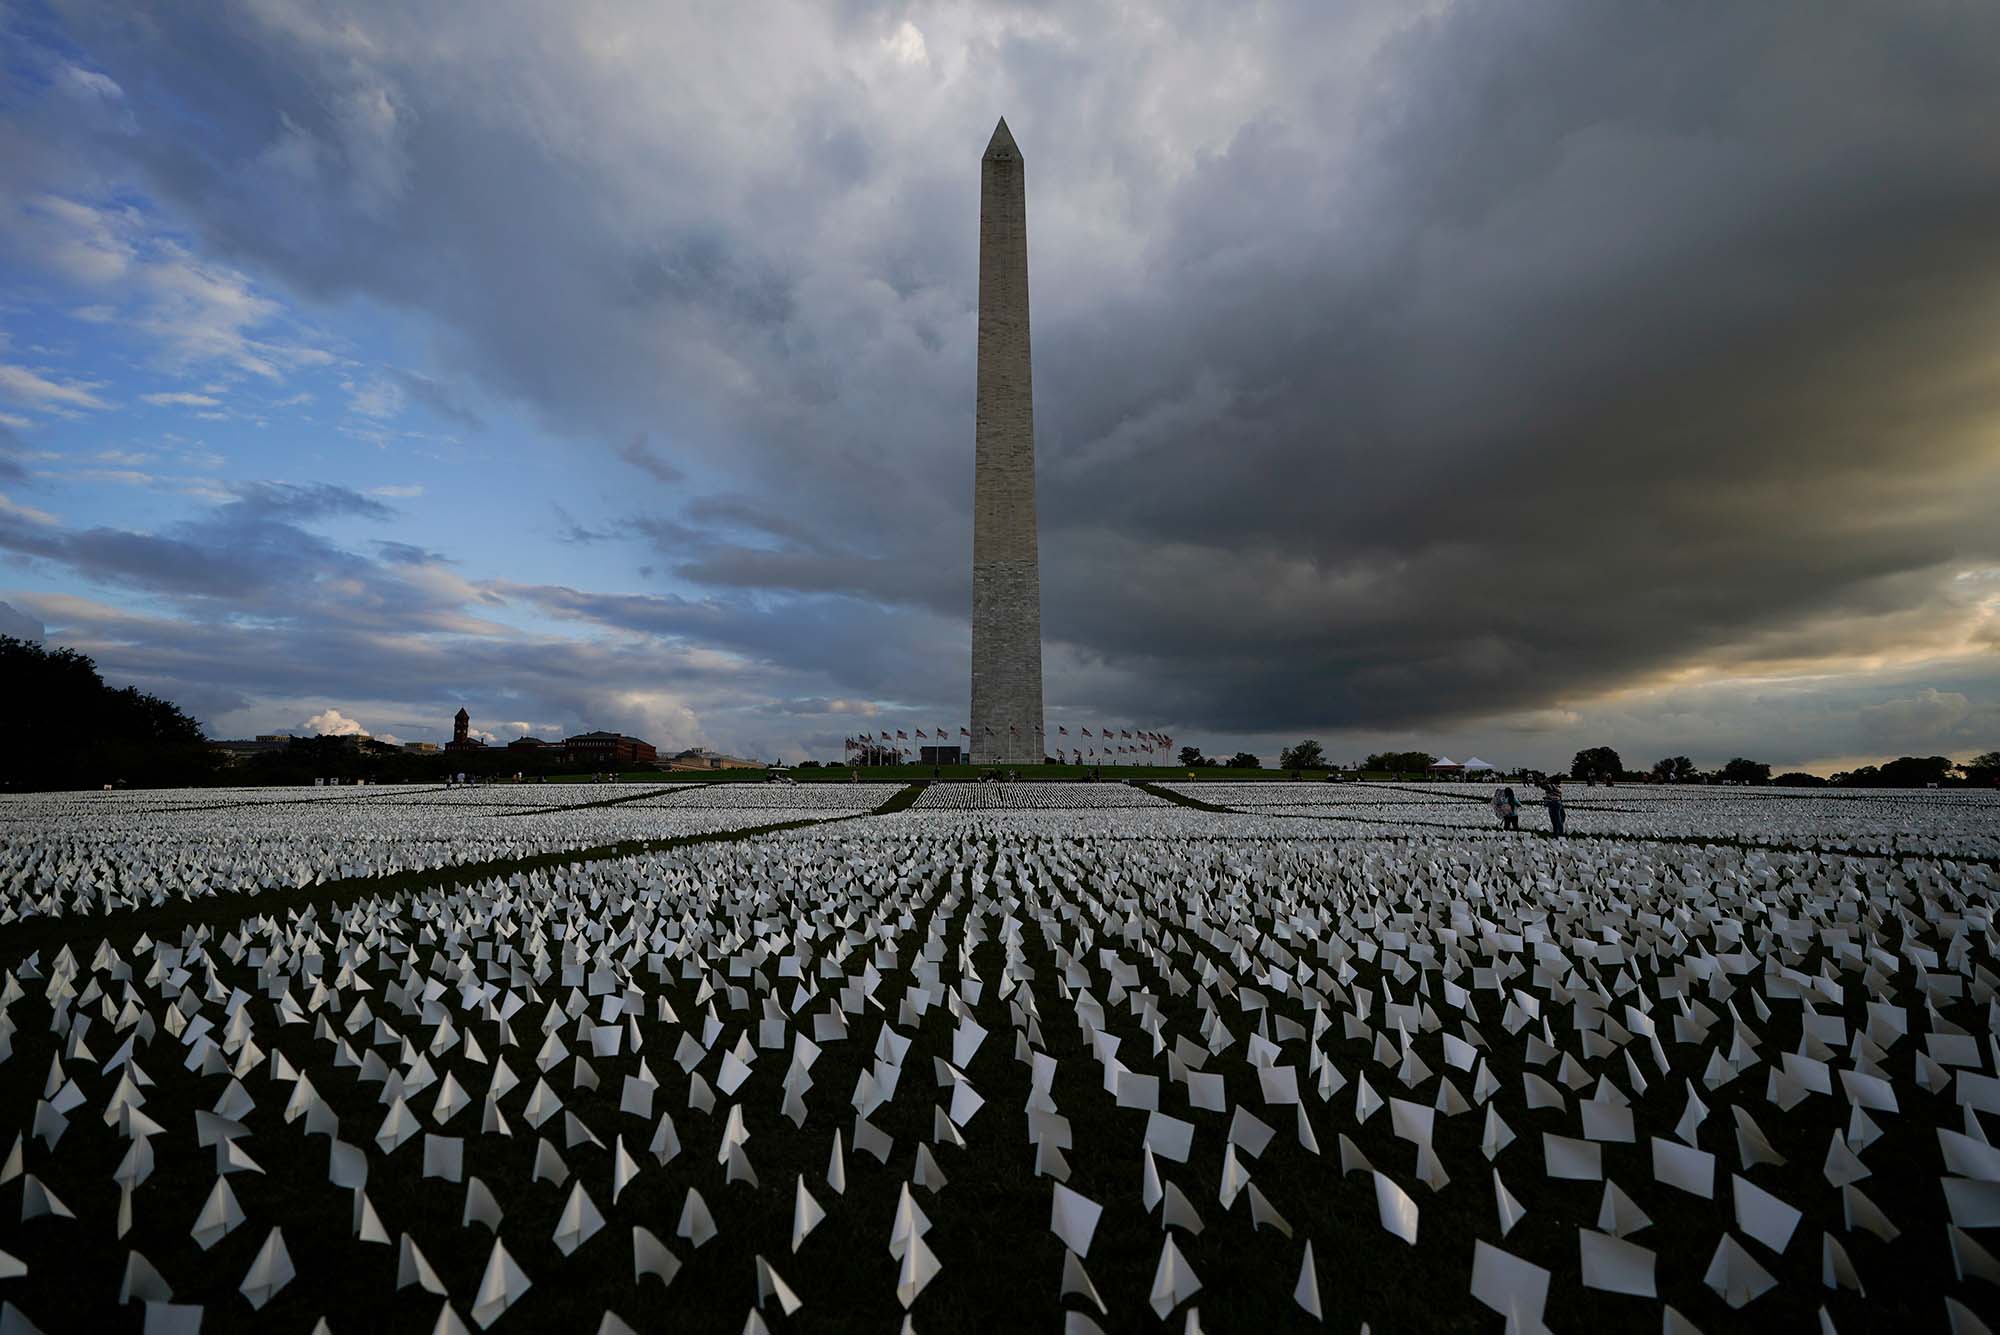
top-left (1605, 566), bottom-right (1999, 695)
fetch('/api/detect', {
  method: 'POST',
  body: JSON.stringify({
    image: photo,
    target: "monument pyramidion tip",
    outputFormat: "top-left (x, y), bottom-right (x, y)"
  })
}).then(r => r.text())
top-left (984, 116), bottom-right (1019, 160)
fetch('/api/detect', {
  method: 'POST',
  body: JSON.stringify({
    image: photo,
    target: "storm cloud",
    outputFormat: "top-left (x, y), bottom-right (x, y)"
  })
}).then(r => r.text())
top-left (3, 1), bottom-right (1997, 767)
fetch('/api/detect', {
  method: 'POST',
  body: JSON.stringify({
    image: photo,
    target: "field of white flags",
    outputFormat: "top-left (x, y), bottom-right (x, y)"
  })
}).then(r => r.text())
top-left (0, 783), bottom-right (906, 921)
top-left (0, 780), bottom-right (1997, 1332)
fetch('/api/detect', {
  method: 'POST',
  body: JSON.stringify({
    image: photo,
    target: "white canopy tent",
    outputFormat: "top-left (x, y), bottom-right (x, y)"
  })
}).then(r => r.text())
top-left (1461, 757), bottom-right (1495, 772)
top-left (1427, 757), bottom-right (1461, 770)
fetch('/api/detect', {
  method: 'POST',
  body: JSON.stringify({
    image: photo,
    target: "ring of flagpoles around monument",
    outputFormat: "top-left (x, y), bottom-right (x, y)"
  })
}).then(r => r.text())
top-left (0, 778), bottom-right (1995, 1330)
top-left (843, 726), bottom-right (1175, 765)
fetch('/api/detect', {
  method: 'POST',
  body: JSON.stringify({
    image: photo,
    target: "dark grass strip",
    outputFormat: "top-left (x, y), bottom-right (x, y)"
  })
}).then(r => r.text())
top-left (484, 782), bottom-right (720, 818)
top-left (1140, 780), bottom-right (2000, 867)
top-left (1131, 780), bottom-right (1235, 813)
top-left (0, 787), bottom-right (926, 960)
top-left (872, 782), bottom-right (929, 814)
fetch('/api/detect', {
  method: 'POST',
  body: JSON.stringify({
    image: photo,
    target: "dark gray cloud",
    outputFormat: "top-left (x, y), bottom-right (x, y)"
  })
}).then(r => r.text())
top-left (3, 486), bottom-right (956, 760)
top-left (0, 425), bottom-right (26, 482)
top-left (228, 481), bottom-right (395, 523)
top-left (4, 500), bottom-right (886, 755)
top-left (374, 540), bottom-right (452, 566)
top-left (9, 1), bottom-right (2000, 766)
top-left (499, 579), bottom-right (966, 710)
top-left (617, 437), bottom-right (684, 486)
top-left (1014, 1), bottom-right (2000, 735)
top-left (0, 481), bottom-right (396, 603)
top-left (387, 368), bottom-right (484, 432)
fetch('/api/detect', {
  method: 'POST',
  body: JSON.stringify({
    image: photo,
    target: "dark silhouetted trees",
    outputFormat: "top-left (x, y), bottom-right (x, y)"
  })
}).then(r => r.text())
top-left (242, 735), bottom-right (413, 785)
top-left (1571, 747), bottom-right (1623, 782)
top-left (1828, 757), bottom-right (1955, 787)
top-left (1651, 755), bottom-right (1697, 783)
top-left (1719, 758), bottom-right (1771, 784)
top-left (1, 636), bottom-right (223, 791)
top-left (1364, 751), bottom-right (1435, 774)
top-left (1279, 739), bottom-right (1326, 770)
top-left (1878, 755), bottom-right (1954, 787)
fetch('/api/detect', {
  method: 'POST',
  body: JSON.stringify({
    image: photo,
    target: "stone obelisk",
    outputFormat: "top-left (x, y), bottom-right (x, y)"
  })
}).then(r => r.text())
top-left (970, 117), bottom-right (1044, 765)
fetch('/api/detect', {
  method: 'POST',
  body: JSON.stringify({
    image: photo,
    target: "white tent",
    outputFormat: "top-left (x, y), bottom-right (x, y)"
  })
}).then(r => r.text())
top-left (1427, 757), bottom-right (1461, 770)
top-left (1461, 757), bottom-right (1495, 772)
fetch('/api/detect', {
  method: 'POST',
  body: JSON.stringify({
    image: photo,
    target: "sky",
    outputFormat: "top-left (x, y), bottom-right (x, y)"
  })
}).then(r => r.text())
top-left (1, 0), bottom-right (1997, 773)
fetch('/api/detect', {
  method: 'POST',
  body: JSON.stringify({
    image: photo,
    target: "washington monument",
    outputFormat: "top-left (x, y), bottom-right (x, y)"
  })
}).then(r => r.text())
top-left (970, 117), bottom-right (1045, 765)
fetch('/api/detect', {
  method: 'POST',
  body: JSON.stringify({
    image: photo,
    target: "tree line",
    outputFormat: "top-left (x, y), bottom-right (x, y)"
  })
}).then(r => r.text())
top-left (0, 636), bottom-right (662, 792)
top-left (1175, 747), bottom-right (1265, 769)
top-left (8, 633), bottom-right (1992, 792)
top-left (1601, 747), bottom-right (1994, 788)
top-left (2, 636), bottom-right (223, 791)
top-left (1170, 732), bottom-right (1998, 787)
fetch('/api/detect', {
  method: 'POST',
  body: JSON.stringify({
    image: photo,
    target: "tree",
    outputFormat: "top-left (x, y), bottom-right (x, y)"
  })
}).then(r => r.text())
top-left (1571, 747), bottom-right (1623, 782)
top-left (1364, 751), bottom-right (1436, 774)
top-left (1719, 758), bottom-right (1770, 785)
top-left (0, 636), bottom-right (222, 791)
top-left (1879, 755), bottom-right (1954, 787)
top-left (1830, 765), bottom-right (1881, 787)
top-left (1963, 751), bottom-right (2000, 786)
top-left (1177, 746), bottom-right (1207, 768)
top-left (1227, 752), bottom-right (1261, 770)
top-left (1651, 755), bottom-right (1696, 783)
top-left (1279, 739), bottom-right (1326, 770)
top-left (1771, 771), bottom-right (1827, 787)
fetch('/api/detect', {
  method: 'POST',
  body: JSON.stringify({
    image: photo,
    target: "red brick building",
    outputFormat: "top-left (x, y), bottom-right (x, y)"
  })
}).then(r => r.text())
top-left (564, 731), bottom-right (658, 766)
